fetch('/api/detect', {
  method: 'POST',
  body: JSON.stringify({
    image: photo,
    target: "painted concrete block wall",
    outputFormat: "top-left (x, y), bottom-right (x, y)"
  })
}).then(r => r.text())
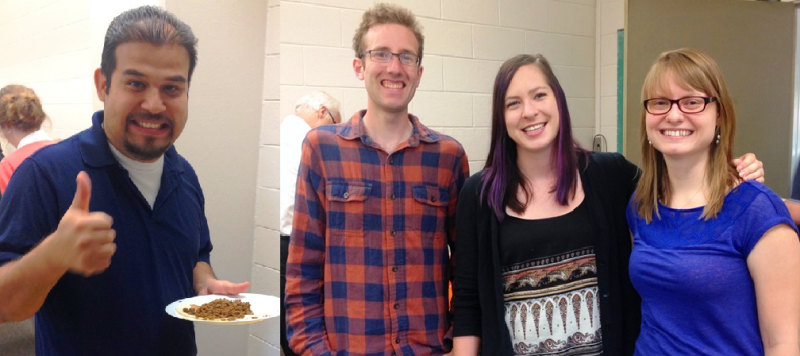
top-left (0, 0), bottom-right (91, 153)
top-left (280, 0), bottom-right (598, 174)
top-left (598, 0), bottom-right (623, 152)
top-left (250, 0), bottom-right (282, 354)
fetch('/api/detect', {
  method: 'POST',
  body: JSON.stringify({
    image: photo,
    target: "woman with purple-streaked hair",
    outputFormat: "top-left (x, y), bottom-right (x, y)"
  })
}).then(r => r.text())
top-left (449, 54), bottom-right (764, 356)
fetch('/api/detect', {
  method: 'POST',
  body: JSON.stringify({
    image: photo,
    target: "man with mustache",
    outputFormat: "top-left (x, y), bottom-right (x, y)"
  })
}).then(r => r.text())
top-left (0, 6), bottom-right (247, 356)
top-left (285, 3), bottom-right (468, 355)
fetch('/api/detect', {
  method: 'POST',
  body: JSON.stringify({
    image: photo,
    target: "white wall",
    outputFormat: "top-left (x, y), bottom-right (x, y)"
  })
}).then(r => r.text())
top-left (0, 0), bottom-right (90, 153)
top-left (597, 0), bottom-right (623, 152)
top-left (280, 0), bottom-right (599, 174)
top-left (164, 1), bottom-right (266, 355)
top-left (249, 0), bottom-right (282, 355)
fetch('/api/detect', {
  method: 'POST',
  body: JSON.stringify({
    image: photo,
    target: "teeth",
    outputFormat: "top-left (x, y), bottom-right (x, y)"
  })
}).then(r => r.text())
top-left (137, 122), bottom-right (162, 129)
top-left (383, 82), bottom-right (403, 89)
top-left (523, 123), bottom-right (545, 132)
top-left (663, 130), bottom-right (692, 137)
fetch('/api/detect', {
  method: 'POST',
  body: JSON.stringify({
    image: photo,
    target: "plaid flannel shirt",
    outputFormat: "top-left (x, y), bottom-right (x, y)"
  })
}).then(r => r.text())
top-left (286, 111), bottom-right (469, 356)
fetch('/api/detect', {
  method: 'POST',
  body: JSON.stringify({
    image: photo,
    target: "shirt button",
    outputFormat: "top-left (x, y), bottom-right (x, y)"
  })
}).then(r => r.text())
top-left (394, 303), bottom-right (399, 309)
top-left (392, 353), bottom-right (397, 356)
top-left (602, 293), bottom-right (609, 298)
top-left (395, 338), bottom-right (401, 344)
top-left (343, 192), bottom-right (350, 199)
top-left (392, 266), bottom-right (398, 272)
top-left (389, 157), bottom-right (394, 164)
top-left (391, 193), bottom-right (396, 200)
top-left (390, 230), bottom-right (396, 236)
top-left (431, 196), bottom-right (437, 203)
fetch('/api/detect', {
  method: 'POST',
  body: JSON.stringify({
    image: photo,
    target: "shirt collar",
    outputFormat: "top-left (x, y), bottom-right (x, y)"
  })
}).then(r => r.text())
top-left (336, 110), bottom-right (441, 148)
top-left (17, 129), bottom-right (53, 149)
top-left (285, 114), bottom-right (312, 130)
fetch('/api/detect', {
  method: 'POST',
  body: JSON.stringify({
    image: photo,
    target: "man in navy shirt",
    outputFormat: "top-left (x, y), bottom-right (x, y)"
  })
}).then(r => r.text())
top-left (0, 6), bottom-right (248, 356)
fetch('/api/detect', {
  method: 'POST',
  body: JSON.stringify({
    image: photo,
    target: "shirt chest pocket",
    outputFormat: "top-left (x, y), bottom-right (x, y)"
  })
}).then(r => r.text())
top-left (326, 181), bottom-right (374, 236)
top-left (411, 184), bottom-right (450, 236)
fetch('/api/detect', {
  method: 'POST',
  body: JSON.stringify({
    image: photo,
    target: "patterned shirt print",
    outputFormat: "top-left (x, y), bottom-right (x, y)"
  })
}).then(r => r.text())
top-left (500, 200), bottom-right (602, 356)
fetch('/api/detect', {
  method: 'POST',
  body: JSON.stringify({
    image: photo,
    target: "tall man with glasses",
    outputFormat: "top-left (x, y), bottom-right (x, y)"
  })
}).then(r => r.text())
top-left (285, 3), bottom-right (469, 355)
top-left (280, 91), bottom-right (341, 356)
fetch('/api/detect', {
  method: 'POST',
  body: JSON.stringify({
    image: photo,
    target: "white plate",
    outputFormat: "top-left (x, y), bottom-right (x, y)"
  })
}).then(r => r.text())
top-left (165, 293), bottom-right (279, 325)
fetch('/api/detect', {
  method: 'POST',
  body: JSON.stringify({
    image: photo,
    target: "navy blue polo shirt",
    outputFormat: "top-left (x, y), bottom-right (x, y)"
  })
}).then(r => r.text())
top-left (0, 111), bottom-right (212, 356)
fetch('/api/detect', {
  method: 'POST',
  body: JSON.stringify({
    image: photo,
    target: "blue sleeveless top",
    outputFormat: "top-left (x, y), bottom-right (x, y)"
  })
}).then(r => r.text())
top-left (626, 181), bottom-right (797, 355)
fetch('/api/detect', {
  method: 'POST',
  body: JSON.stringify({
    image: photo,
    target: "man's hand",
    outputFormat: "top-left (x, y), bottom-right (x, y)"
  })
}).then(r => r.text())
top-left (196, 279), bottom-right (250, 296)
top-left (733, 153), bottom-right (765, 183)
top-left (48, 172), bottom-right (116, 276)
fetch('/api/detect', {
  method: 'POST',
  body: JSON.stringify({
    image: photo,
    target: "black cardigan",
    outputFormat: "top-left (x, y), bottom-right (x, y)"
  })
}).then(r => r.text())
top-left (452, 152), bottom-right (642, 355)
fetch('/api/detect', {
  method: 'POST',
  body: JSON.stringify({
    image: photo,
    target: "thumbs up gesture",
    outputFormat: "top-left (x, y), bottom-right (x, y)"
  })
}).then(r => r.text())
top-left (49, 172), bottom-right (116, 276)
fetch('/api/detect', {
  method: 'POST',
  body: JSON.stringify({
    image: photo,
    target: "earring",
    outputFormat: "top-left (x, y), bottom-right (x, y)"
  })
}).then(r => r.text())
top-left (715, 126), bottom-right (721, 145)
top-left (715, 134), bottom-right (720, 145)
top-left (648, 138), bottom-right (651, 146)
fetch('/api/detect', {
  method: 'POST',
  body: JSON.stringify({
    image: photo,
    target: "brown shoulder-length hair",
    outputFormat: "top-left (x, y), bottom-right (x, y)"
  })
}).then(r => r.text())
top-left (633, 48), bottom-right (738, 223)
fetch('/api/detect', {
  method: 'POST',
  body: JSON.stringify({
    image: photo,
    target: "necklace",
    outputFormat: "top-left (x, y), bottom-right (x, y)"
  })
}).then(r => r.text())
top-left (675, 186), bottom-right (704, 209)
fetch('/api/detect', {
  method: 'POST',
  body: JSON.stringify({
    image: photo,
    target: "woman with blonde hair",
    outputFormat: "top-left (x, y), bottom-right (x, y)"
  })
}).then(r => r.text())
top-left (628, 48), bottom-right (800, 355)
top-left (0, 84), bottom-right (57, 193)
top-left (451, 53), bottom-right (764, 356)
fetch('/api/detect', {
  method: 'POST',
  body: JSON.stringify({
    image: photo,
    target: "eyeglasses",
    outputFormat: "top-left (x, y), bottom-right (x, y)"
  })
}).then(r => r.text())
top-left (360, 49), bottom-right (420, 66)
top-left (326, 109), bottom-right (338, 124)
top-left (643, 96), bottom-right (717, 115)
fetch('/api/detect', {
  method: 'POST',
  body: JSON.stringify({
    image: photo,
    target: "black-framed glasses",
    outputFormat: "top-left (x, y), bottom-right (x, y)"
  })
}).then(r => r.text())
top-left (643, 96), bottom-right (717, 115)
top-left (360, 49), bottom-right (420, 66)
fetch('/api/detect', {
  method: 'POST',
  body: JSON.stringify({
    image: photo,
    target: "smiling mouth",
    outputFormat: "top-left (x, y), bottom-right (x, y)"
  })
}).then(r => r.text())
top-left (382, 80), bottom-right (405, 89)
top-left (134, 121), bottom-right (168, 129)
top-left (662, 129), bottom-right (692, 137)
top-left (523, 123), bottom-right (545, 132)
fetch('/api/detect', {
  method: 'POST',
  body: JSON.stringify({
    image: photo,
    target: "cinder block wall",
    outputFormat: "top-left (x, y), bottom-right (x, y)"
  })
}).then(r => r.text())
top-left (0, 0), bottom-right (94, 153)
top-left (249, 0), bottom-right (282, 355)
top-left (279, 0), bottom-right (599, 174)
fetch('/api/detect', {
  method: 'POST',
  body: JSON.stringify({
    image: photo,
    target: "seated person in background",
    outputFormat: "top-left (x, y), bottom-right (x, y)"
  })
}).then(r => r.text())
top-left (0, 84), bottom-right (58, 194)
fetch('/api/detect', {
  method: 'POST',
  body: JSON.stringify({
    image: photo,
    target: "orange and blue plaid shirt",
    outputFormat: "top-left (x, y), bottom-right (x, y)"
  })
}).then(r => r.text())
top-left (286, 111), bottom-right (469, 356)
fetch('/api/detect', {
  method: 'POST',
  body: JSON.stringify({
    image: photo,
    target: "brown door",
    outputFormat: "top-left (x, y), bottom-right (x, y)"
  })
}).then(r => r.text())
top-left (624, 0), bottom-right (796, 195)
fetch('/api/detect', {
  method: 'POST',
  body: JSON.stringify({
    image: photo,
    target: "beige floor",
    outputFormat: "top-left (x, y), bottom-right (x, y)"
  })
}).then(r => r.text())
top-left (0, 318), bottom-right (35, 356)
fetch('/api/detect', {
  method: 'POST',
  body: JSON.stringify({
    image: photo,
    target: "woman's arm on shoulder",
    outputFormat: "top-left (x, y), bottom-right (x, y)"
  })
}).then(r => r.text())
top-left (748, 223), bottom-right (800, 356)
top-left (733, 153), bottom-right (765, 183)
